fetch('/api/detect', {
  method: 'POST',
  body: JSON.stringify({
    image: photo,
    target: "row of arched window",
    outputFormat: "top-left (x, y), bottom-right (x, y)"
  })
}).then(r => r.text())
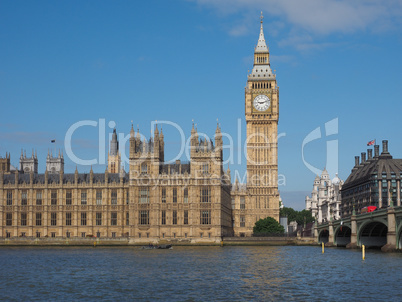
top-left (256, 56), bottom-right (268, 63)
top-left (252, 82), bottom-right (272, 89)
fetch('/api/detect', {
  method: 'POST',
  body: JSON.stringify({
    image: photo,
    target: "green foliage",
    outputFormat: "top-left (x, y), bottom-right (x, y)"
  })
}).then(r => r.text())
top-left (253, 217), bottom-right (285, 234)
top-left (280, 207), bottom-right (297, 222)
top-left (297, 210), bottom-right (315, 225)
top-left (280, 207), bottom-right (314, 226)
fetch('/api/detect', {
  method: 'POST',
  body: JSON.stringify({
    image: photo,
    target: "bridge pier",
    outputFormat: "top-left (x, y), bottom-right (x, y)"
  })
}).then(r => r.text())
top-left (346, 213), bottom-right (357, 249)
top-left (326, 220), bottom-right (334, 247)
top-left (381, 207), bottom-right (397, 252)
top-left (314, 221), bottom-right (318, 242)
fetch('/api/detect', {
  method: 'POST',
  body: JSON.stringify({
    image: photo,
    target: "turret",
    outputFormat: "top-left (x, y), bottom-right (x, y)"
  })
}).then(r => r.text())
top-left (108, 128), bottom-right (121, 173)
top-left (190, 122), bottom-right (198, 156)
top-left (20, 149), bottom-right (38, 174)
top-left (153, 125), bottom-right (160, 158)
top-left (159, 127), bottom-right (164, 162)
top-left (110, 128), bottom-right (119, 156)
top-left (129, 124), bottom-right (135, 159)
top-left (45, 169), bottom-right (48, 185)
top-left (14, 169), bottom-right (19, 185)
top-left (90, 166), bottom-right (93, 185)
top-left (46, 149), bottom-right (64, 174)
top-left (215, 123), bottom-right (222, 147)
top-left (59, 167), bottom-right (64, 184)
top-left (74, 166), bottom-right (78, 184)
top-left (225, 164), bottom-right (231, 184)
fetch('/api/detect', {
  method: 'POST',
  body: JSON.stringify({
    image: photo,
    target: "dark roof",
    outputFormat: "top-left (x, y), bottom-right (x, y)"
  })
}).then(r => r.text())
top-left (2, 173), bottom-right (129, 185)
top-left (342, 156), bottom-right (402, 190)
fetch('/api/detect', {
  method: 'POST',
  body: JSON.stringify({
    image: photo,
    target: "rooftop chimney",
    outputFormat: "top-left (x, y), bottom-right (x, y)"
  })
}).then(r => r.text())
top-left (374, 145), bottom-right (380, 158)
top-left (361, 152), bottom-right (366, 164)
top-left (382, 140), bottom-right (389, 154)
top-left (355, 156), bottom-right (360, 167)
top-left (367, 149), bottom-right (373, 160)
top-left (380, 140), bottom-right (392, 159)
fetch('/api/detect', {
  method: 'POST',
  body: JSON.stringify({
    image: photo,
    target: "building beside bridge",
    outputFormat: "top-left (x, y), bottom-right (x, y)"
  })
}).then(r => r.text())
top-left (341, 140), bottom-right (402, 216)
top-left (305, 169), bottom-right (343, 223)
top-left (315, 140), bottom-right (402, 251)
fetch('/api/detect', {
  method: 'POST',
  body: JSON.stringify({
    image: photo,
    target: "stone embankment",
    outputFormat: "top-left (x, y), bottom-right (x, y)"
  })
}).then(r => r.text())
top-left (0, 237), bottom-right (317, 247)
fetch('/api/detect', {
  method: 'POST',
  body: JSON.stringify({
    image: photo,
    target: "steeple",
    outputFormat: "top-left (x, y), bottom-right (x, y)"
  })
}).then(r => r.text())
top-left (154, 124), bottom-right (159, 137)
top-left (191, 120), bottom-right (196, 135)
top-left (215, 120), bottom-right (222, 149)
top-left (110, 128), bottom-right (119, 156)
top-left (108, 128), bottom-right (121, 173)
top-left (255, 12), bottom-right (269, 53)
top-left (215, 121), bottom-right (221, 134)
top-left (249, 12), bottom-right (274, 79)
top-left (130, 123), bottom-right (135, 138)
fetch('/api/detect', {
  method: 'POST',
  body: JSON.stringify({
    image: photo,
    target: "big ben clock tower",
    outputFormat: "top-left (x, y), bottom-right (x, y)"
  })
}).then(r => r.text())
top-left (244, 13), bottom-right (279, 225)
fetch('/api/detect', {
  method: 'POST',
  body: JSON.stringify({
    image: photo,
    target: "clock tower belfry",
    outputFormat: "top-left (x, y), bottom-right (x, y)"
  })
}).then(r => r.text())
top-left (245, 13), bottom-right (279, 224)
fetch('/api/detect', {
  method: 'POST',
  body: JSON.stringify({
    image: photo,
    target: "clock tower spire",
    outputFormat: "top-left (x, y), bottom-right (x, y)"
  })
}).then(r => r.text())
top-left (244, 12), bottom-right (280, 227)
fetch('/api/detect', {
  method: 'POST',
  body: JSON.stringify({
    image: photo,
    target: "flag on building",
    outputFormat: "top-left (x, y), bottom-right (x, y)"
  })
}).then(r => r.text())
top-left (367, 140), bottom-right (375, 146)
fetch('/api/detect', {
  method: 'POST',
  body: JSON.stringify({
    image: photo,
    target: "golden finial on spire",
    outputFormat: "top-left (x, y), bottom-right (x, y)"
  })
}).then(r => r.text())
top-left (260, 11), bottom-right (263, 24)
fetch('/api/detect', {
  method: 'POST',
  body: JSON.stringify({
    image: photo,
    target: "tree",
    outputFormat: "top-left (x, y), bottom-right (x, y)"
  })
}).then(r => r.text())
top-left (280, 207), bottom-right (314, 226)
top-left (253, 217), bottom-right (285, 234)
top-left (279, 207), bottom-right (297, 222)
top-left (296, 210), bottom-right (314, 226)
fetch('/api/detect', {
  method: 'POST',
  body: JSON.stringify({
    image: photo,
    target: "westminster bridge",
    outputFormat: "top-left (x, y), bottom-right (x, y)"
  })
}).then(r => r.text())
top-left (315, 206), bottom-right (402, 252)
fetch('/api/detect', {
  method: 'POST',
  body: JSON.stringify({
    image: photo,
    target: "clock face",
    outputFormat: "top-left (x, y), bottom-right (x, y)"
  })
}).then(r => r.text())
top-left (253, 94), bottom-right (270, 111)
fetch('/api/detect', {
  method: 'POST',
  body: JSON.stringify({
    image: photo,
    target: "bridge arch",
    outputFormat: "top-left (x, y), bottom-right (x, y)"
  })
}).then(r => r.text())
top-left (358, 220), bottom-right (387, 248)
top-left (334, 225), bottom-right (351, 247)
top-left (318, 229), bottom-right (329, 244)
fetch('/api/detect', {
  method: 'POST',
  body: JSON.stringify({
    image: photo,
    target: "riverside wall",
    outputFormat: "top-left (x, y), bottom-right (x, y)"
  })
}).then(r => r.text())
top-left (0, 237), bottom-right (317, 247)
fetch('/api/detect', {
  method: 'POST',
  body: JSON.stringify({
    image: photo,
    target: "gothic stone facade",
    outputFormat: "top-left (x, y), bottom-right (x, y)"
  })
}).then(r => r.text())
top-left (231, 16), bottom-right (280, 236)
top-left (0, 124), bottom-right (232, 243)
top-left (0, 16), bottom-right (279, 242)
top-left (305, 169), bottom-right (343, 223)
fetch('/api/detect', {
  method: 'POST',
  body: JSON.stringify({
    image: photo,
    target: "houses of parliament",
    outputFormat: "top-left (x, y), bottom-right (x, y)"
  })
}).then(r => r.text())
top-left (0, 16), bottom-right (280, 243)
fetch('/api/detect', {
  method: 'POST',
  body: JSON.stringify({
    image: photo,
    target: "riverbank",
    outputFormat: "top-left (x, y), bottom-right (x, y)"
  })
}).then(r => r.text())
top-left (0, 237), bottom-right (317, 247)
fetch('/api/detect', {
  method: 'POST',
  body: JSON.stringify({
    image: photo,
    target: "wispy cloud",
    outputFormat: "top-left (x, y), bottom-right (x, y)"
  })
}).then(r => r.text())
top-left (194, 0), bottom-right (402, 34)
top-left (192, 0), bottom-right (402, 50)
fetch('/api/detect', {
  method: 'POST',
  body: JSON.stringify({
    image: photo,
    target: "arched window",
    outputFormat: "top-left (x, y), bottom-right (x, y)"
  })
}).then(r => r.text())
top-left (141, 163), bottom-right (148, 174)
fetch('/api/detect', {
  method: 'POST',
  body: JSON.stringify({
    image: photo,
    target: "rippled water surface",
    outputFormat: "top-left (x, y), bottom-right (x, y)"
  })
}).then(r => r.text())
top-left (0, 246), bottom-right (401, 301)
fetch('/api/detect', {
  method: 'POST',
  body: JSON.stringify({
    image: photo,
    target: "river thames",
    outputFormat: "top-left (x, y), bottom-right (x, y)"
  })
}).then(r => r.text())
top-left (0, 246), bottom-right (401, 301)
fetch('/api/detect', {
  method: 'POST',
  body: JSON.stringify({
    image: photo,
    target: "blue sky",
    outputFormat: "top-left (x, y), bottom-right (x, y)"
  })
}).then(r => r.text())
top-left (1, 0), bottom-right (402, 209)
